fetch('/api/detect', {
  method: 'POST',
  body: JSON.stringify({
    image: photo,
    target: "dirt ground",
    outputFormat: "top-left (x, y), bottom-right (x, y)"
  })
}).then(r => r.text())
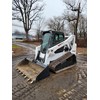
top-left (77, 47), bottom-right (87, 55)
top-left (12, 54), bottom-right (87, 100)
top-left (12, 42), bottom-right (87, 100)
top-left (12, 45), bottom-right (28, 57)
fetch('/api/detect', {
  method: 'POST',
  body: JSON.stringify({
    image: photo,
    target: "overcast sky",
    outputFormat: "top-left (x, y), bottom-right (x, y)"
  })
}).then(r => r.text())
top-left (12, 0), bottom-right (86, 35)
top-left (43, 0), bottom-right (65, 19)
top-left (12, 0), bottom-right (66, 34)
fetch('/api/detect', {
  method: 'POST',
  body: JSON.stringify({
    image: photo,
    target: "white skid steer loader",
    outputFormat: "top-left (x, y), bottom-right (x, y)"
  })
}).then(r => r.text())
top-left (16, 30), bottom-right (77, 83)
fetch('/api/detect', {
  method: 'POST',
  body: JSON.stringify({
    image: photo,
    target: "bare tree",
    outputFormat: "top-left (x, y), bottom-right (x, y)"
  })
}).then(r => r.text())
top-left (67, 19), bottom-right (76, 34)
top-left (35, 17), bottom-right (45, 41)
top-left (63, 0), bottom-right (87, 43)
top-left (12, 0), bottom-right (44, 40)
top-left (78, 15), bottom-right (87, 39)
top-left (47, 16), bottom-right (66, 33)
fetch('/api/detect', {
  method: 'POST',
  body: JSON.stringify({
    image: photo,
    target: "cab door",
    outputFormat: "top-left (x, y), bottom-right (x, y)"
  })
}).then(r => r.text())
top-left (53, 34), bottom-right (64, 53)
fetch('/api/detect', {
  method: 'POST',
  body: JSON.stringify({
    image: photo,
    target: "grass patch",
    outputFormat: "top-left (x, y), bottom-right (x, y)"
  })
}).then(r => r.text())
top-left (12, 44), bottom-right (21, 49)
top-left (12, 44), bottom-right (28, 57)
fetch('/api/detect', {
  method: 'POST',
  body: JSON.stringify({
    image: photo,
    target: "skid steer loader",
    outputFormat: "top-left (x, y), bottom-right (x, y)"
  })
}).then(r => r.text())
top-left (16, 30), bottom-right (77, 83)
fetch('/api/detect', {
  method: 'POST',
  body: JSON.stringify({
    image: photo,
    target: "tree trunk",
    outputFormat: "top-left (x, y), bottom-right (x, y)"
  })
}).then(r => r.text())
top-left (83, 32), bottom-right (86, 40)
top-left (25, 30), bottom-right (29, 41)
top-left (37, 33), bottom-right (39, 41)
top-left (75, 3), bottom-right (80, 44)
top-left (37, 30), bottom-right (40, 41)
top-left (74, 26), bottom-right (78, 43)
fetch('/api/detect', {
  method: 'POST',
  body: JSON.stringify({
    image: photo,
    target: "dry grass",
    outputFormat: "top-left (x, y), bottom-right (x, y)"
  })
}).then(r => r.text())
top-left (77, 47), bottom-right (87, 55)
top-left (22, 41), bottom-right (41, 46)
top-left (12, 44), bottom-right (20, 48)
top-left (12, 44), bottom-right (28, 57)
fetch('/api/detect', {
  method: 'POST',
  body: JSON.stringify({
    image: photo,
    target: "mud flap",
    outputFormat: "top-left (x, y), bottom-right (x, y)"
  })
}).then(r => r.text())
top-left (16, 58), bottom-right (50, 83)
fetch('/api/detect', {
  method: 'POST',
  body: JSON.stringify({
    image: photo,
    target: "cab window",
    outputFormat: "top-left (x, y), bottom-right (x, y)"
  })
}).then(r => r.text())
top-left (54, 34), bottom-right (64, 45)
top-left (59, 34), bottom-right (64, 42)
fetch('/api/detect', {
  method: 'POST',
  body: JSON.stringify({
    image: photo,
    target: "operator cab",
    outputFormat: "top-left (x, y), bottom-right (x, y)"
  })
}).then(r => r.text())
top-left (40, 30), bottom-right (64, 53)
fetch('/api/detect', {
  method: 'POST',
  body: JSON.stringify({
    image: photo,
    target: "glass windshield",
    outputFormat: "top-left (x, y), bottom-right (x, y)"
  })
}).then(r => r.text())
top-left (41, 33), bottom-right (52, 53)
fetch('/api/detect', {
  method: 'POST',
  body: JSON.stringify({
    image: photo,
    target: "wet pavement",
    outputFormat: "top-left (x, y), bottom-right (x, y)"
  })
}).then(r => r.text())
top-left (12, 42), bottom-right (87, 100)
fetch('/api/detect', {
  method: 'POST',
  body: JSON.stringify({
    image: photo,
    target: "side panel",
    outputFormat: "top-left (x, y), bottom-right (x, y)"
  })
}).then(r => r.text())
top-left (44, 35), bottom-right (76, 65)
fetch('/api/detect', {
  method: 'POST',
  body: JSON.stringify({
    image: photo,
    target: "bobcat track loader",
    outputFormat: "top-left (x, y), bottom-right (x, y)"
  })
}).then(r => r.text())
top-left (16, 30), bottom-right (77, 83)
